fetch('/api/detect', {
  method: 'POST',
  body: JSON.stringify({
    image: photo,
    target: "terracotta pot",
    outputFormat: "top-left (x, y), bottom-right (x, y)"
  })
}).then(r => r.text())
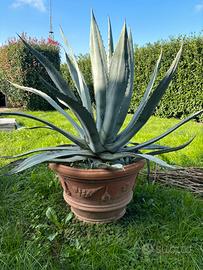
top-left (49, 160), bottom-right (145, 223)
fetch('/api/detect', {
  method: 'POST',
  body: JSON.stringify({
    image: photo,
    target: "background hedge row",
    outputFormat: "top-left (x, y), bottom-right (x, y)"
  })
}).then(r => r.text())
top-left (61, 35), bottom-right (203, 121)
top-left (0, 35), bottom-right (60, 110)
top-left (131, 36), bottom-right (203, 121)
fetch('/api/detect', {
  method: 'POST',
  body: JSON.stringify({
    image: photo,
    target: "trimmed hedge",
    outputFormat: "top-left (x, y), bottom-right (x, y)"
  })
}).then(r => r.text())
top-left (61, 35), bottom-right (203, 121)
top-left (131, 36), bottom-right (203, 121)
top-left (0, 35), bottom-right (60, 110)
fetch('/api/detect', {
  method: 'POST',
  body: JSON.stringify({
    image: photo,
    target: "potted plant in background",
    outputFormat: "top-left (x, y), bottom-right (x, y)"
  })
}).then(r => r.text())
top-left (0, 12), bottom-right (202, 223)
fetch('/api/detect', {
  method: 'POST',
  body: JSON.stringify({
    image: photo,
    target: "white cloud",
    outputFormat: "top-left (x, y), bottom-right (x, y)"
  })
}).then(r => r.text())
top-left (194, 2), bottom-right (203, 13)
top-left (11, 0), bottom-right (46, 12)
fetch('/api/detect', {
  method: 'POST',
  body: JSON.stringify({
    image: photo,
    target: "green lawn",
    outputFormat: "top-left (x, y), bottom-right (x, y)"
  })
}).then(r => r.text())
top-left (0, 111), bottom-right (202, 269)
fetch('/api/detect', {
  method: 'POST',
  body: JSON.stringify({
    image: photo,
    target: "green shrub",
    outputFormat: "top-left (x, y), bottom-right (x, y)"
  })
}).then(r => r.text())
top-left (0, 35), bottom-right (60, 110)
top-left (131, 35), bottom-right (203, 121)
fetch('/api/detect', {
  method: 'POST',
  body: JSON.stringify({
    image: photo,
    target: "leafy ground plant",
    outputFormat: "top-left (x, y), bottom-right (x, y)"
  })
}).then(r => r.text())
top-left (0, 12), bottom-right (202, 174)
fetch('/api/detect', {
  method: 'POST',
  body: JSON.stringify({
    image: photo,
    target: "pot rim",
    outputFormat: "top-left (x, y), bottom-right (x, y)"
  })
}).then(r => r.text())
top-left (49, 159), bottom-right (145, 180)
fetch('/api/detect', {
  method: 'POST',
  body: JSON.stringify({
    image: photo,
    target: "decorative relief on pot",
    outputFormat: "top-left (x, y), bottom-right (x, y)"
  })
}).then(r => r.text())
top-left (64, 182), bottom-right (71, 196)
top-left (73, 186), bottom-right (104, 198)
top-left (60, 177), bottom-right (71, 196)
top-left (121, 184), bottom-right (130, 193)
top-left (101, 186), bottom-right (111, 201)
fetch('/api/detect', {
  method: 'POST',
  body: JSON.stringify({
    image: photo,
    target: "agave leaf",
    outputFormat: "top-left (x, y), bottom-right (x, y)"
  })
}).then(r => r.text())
top-left (141, 145), bottom-right (167, 150)
top-left (38, 75), bottom-right (73, 110)
top-left (13, 125), bottom-right (53, 131)
top-left (64, 52), bottom-right (81, 96)
top-left (125, 137), bottom-right (194, 155)
top-left (64, 52), bottom-right (93, 115)
top-left (39, 74), bottom-right (58, 91)
top-left (99, 151), bottom-right (176, 169)
top-left (107, 17), bottom-right (114, 71)
top-left (23, 125), bottom-right (53, 130)
top-left (4, 152), bottom-right (65, 175)
top-left (136, 153), bottom-right (176, 169)
top-left (122, 49), bottom-right (163, 139)
top-left (62, 98), bottom-right (105, 153)
top-left (107, 28), bottom-right (134, 141)
top-left (6, 149), bottom-right (95, 175)
top-left (126, 143), bottom-right (168, 150)
top-left (0, 112), bottom-right (87, 148)
top-left (0, 158), bottom-right (25, 176)
top-left (35, 76), bottom-right (71, 115)
top-left (125, 110), bottom-right (203, 152)
top-left (10, 83), bottom-right (104, 153)
top-left (101, 22), bottom-right (130, 143)
top-left (133, 50), bottom-right (162, 119)
top-left (56, 98), bottom-right (70, 108)
top-left (147, 136), bottom-right (195, 155)
top-left (60, 27), bottom-right (93, 115)
top-left (0, 158), bottom-right (26, 174)
top-left (0, 146), bottom-right (81, 159)
top-left (90, 11), bottom-right (108, 131)
top-left (53, 96), bottom-right (105, 153)
top-left (9, 82), bottom-right (84, 137)
top-left (19, 36), bottom-right (76, 100)
top-left (39, 75), bottom-right (70, 105)
top-left (116, 49), bottom-right (162, 140)
top-left (50, 156), bottom-right (87, 163)
top-left (108, 45), bottom-right (183, 151)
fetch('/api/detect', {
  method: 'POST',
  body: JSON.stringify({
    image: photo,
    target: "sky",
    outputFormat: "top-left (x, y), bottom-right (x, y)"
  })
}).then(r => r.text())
top-left (0, 0), bottom-right (203, 57)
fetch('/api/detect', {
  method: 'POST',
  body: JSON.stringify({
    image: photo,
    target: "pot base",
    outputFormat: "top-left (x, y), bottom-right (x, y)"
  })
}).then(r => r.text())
top-left (71, 207), bottom-right (126, 224)
top-left (63, 191), bottom-right (132, 223)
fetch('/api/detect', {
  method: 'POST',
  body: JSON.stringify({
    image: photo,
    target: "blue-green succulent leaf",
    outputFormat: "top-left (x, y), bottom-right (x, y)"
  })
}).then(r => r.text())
top-left (101, 22), bottom-right (130, 143)
top-left (19, 36), bottom-right (76, 100)
top-left (0, 111), bottom-right (87, 148)
top-left (90, 11), bottom-right (108, 131)
top-left (123, 110), bottom-right (202, 152)
top-left (0, 146), bottom-right (81, 159)
top-left (9, 82), bottom-right (84, 137)
top-left (99, 151), bottom-right (176, 169)
top-left (8, 81), bottom-right (104, 153)
top-left (60, 27), bottom-right (93, 115)
top-left (122, 49), bottom-right (162, 139)
top-left (107, 17), bottom-right (114, 71)
top-left (106, 28), bottom-right (134, 141)
top-left (108, 45), bottom-right (183, 151)
top-left (147, 136), bottom-right (195, 155)
top-left (6, 149), bottom-right (95, 175)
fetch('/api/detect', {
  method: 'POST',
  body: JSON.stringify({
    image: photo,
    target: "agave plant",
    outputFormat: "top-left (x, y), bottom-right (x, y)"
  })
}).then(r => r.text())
top-left (0, 12), bottom-right (202, 175)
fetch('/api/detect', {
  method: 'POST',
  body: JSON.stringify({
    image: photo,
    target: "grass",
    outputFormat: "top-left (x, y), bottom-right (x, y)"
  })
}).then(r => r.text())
top-left (0, 111), bottom-right (203, 269)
